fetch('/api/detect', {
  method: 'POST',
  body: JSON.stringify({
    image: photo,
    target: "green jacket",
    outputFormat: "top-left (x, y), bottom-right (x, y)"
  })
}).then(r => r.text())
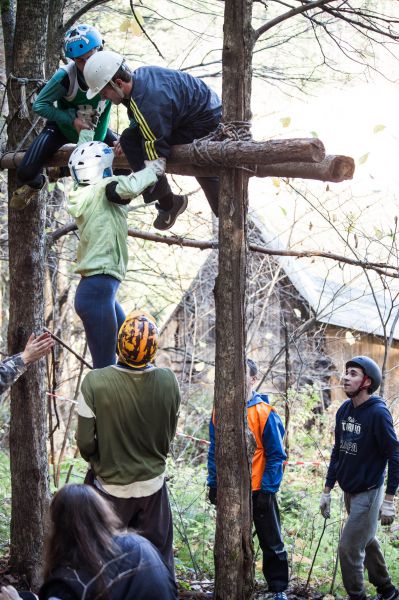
top-left (68, 168), bottom-right (157, 281)
top-left (33, 62), bottom-right (112, 143)
top-left (77, 365), bottom-right (181, 487)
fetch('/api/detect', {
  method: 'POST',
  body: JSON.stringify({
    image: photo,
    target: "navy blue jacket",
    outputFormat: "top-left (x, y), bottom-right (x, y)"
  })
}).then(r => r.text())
top-left (38, 534), bottom-right (177, 600)
top-left (325, 395), bottom-right (399, 495)
top-left (124, 66), bottom-right (221, 160)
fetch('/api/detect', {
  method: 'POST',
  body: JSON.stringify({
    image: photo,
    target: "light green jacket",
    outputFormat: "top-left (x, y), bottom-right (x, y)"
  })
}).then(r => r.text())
top-left (68, 168), bottom-right (157, 281)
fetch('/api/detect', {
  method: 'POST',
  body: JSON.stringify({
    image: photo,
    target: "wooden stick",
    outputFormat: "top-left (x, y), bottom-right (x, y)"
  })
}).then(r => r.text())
top-left (47, 225), bottom-right (398, 278)
top-left (44, 327), bottom-right (93, 369)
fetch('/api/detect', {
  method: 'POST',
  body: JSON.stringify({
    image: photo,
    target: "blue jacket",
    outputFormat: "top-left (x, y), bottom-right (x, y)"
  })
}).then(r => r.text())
top-left (124, 66), bottom-right (221, 161)
top-left (207, 392), bottom-right (287, 493)
top-left (325, 395), bottom-right (399, 495)
top-left (39, 534), bottom-right (177, 600)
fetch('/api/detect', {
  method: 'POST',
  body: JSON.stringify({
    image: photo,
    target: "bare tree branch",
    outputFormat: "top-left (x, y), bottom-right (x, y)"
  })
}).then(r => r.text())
top-left (48, 223), bottom-right (399, 278)
top-left (129, 0), bottom-right (165, 59)
top-left (254, 0), bottom-right (336, 40)
top-left (63, 0), bottom-right (113, 33)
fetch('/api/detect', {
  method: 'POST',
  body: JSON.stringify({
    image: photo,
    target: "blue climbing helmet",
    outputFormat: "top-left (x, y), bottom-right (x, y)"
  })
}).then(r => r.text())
top-left (345, 355), bottom-right (382, 394)
top-left (64, 24), bottom-right (103, 59)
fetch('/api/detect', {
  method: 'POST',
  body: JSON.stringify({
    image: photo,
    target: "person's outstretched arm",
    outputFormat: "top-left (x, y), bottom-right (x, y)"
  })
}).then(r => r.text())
top-left (0, 332), bottom-right (54, 395)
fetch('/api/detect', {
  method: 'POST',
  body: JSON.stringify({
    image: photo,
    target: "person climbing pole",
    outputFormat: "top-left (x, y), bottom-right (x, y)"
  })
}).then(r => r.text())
top-left (11, 24), bottom-right (117, 210)
top-left (67, 140), bottom-right (161, 368)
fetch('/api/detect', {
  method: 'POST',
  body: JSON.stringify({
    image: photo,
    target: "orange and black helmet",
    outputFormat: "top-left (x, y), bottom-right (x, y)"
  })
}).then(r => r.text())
top-left (117, 311), bottom-right (158, 368)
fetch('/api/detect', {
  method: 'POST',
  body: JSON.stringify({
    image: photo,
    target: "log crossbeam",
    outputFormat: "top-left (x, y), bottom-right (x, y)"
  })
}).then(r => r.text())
top-left (0, 138), bottom-right (355, 183)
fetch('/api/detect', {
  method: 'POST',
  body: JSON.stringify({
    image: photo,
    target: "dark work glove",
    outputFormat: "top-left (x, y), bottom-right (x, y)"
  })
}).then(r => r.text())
top-left (106, 180), bottom-right (129, 205)
top-left (208, 487), bottom-right (217, 506)
top-left (255, 491), bottom-right (273, 512)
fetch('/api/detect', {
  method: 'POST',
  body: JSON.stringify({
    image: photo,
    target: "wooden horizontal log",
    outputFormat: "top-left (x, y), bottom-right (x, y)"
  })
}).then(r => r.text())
top-left (168, 137), bottom-right (326, 165)
top-left (0, 139), bottom-right (353, 182)
top-left (170, 155), bottom-right (355, 183)
top-left (258, 155), bottom-right (355, 182)
top-left (0, 137), bottom-right (326, 170)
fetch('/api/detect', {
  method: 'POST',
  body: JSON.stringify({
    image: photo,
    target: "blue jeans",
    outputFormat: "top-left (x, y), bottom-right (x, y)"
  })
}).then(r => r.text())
top-left (339, 486), bottom-right (395, 599)
top-left (74, 275), bottom-right (125, 369)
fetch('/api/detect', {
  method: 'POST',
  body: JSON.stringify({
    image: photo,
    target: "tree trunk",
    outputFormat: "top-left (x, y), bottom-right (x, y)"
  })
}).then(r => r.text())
top-left (1, 0), bottom-right (15, 75)
top-left (6, 0), bottom-right (50, 588)
top-left (213, 0), bottom-right (254, 598)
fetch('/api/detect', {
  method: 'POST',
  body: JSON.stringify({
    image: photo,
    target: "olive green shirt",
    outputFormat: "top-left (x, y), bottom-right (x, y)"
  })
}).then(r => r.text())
top-left (77, 365), bottom-right (181, 491)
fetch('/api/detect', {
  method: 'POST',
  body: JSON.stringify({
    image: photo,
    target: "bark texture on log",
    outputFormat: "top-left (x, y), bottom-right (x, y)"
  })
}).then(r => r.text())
top-left (169, 137), bottom-right (325, 165)
top-left (213, 0), bottom-right (255, 598)
top-left (0, 148), bottom-right (354, 183)
top-left (1, 137), bottom-right (325, 168)
top-left (6, 0), bottom-right (51, 589)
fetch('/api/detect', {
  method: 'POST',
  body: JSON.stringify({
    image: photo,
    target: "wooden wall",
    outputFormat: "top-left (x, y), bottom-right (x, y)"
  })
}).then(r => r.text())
top-left (324, 324), bottom-right (399, 409)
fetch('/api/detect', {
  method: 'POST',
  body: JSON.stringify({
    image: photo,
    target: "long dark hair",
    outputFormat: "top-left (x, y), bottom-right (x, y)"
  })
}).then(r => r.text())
top-left (44, 484), bottom-right (121, 581)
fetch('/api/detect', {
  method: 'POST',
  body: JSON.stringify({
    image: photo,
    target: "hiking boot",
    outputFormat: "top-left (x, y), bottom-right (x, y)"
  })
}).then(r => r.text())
top-left (274, 593), bottom-right (288, 600)
top-left (46, 166), bottom-right (63, 183)
top-left (10, 185), bottom-right (39, 210)
top-left (153, 194), bottom-right (188, 231)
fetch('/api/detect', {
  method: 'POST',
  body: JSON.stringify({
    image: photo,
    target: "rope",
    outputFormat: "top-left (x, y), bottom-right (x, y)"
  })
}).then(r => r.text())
top-left (0, 73), bottom-right (46, 167)
top-left (188, 121), bottom-right (252, 167)
top-left (18, 81), bottom-right (29, 119)
top-left (9, 74), bottom-right (46, 85)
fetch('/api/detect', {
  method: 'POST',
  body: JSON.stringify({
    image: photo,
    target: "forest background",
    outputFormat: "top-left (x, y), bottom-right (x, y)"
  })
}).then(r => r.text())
top-left (0, 0), bottom-right (399, 598)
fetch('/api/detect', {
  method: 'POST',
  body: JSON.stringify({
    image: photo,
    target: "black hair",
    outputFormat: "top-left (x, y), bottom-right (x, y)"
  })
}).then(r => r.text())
top-left (247, 358), bottom-right (258, 377)
top-left (112, 60), bottom-right (132, 83)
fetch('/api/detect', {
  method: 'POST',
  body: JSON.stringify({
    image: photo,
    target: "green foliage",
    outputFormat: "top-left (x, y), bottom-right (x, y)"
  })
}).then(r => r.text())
top-left (0, 408), bottom-right (398, 594)
top-left (167, 460), bottom-right (215, 578)
top-left (0, 452), bottom-right (10, 556)
top-left (286, 384), bottom-right (331, 459)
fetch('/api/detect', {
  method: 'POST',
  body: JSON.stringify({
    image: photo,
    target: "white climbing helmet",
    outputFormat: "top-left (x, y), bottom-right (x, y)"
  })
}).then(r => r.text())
top-left (84, 50), bottom-right (125, 99)
top-left (68, 141), bottom-right (114, 185)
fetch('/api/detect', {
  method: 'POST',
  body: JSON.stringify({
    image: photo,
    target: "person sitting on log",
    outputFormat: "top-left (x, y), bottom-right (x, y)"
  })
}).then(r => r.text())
top-left (0, 332), bottom-right (54, 395)
top-left (67, 140), bottom-right (162, 369)
top-left (83, 50), bottom-right (222, 230)
top-left (11, 24), bottom-right (118, 211)
top-left (0, 483), bottom-right (177, 600)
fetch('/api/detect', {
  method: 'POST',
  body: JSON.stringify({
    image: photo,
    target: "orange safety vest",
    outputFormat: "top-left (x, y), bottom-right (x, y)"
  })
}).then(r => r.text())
top-left (212, 401), bottom-right (275, 491)
top-left (247, 402), bottom-right (276, 491)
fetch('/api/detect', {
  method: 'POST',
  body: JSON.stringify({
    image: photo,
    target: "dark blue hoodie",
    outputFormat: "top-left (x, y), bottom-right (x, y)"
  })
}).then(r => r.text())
top-left (325, 396), bottom-right (399, 495)
top-left (38, 534), bottom-right (177, 600)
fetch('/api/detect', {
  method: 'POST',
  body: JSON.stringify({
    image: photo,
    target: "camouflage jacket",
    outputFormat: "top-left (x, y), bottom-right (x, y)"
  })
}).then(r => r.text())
top-left (0, 353), bottom-right (27, 395)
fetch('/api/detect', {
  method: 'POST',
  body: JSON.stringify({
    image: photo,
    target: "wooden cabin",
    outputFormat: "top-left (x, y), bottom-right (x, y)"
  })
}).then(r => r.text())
top-left (157, 217), bottom-right (399, 412)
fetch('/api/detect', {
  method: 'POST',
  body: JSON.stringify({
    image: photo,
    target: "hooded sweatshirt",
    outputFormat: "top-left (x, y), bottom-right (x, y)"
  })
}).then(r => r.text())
top-left (68, 168), bottom-right (157, 281)
top-left (325, 395), bottom-right (399, 494)
top-left (39, 533), bottom-right (177, 600)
